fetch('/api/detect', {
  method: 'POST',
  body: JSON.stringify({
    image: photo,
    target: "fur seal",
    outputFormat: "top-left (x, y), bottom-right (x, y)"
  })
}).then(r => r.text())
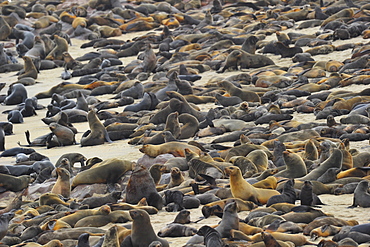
top-left (350, 180), bottom-right (370, 207)
top-left (0, 174), bottom-right (31, 192)
top-left (188, 201), bottom-right (239, 245)
top-left (167, 167), bottom-right (185, 188)
top-left (125, 165), bottom-right (163, 210)
top-left (217, 80), bottom-right (261, 103)
top-left (45, 35), bottom-right (69, 60)
top-left (81, 109), bottom-right (112, 146)
top-left (121, 209), bottom-right (169, 247)
top-left (0, 16), bottom-right (11, 41)
top-left (178, 113), bottom-right (199, 139)
top-left (80, 191), bottom-right (121, 209)
top-left (72, 158), bottom-right (133, 188)
top-left (18, 56), bottom-right (38, 80)
top-left (274, 151), bottom-right (307, 178)
top-left (51, 167), bottom-right (71, 198)
top-left (299, 148), bottom-right (343, 181)
top-left (49, 122), bottom-right (76, 146)
top-left (56, 153), bottom-right (86, 169)
top-left (4, 83), bottom-right (28, 105)
top-left (225, 166), bottom-right (280, 205)
top-left (197, 225), bottom-right (223, 247)
top-left (139, 142), bottom-right (201, 157)
top-left (0, 212), bottom-right (14, 241)
top-left (157, 223), bottom-right (197, 237)
top-left (7, 110), bottom-right (24, 123)
top-left (266, 179), bottom-right (296, 207)
top-left (219, 49), bottom-right (274, 72)
top-left (300, 181), bottom-right (314, 206)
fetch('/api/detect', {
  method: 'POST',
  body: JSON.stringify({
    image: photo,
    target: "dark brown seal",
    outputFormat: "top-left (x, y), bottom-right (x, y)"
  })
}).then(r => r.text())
top-left (125, 165), bottom-right (163, 210)
top-left (121, 209), bottom-right (169, 247)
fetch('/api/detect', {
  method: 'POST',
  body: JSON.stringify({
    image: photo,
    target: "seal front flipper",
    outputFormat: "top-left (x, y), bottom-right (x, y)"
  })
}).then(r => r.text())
top-left (104, 129), bottom-right (113, 143)
top-left (121, 235), bottom-right (133, 247)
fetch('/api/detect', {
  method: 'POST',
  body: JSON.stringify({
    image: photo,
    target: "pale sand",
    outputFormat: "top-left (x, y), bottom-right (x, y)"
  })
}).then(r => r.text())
top-left (0, 23), bottom-right (370, 246)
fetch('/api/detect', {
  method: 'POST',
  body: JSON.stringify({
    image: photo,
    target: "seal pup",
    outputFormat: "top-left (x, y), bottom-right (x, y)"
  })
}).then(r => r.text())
top-left (121, 209), bottom-right (169, 247)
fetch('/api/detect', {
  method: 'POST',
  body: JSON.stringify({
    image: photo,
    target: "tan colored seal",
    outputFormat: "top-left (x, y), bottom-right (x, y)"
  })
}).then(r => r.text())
top-left (225, 166), bottom-right (280, 205)
top-left (139, 142), bottom-right (202, 157)
top-left (51, 167), bottom-right (71, 198)
top-left (45, 35), bottom-right (69, 60)
top-left (18, 56), bottom-right (38, 80)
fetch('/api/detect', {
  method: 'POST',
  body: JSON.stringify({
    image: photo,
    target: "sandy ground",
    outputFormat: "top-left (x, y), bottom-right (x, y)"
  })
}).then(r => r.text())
top-left (1, 21), bottom-right (370, 246)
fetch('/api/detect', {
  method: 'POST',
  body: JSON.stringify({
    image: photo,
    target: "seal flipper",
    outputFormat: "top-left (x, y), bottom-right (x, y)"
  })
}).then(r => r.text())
top-left (198, 174), bottom-right (217, 187)
top-left (25, 130), bottom-right (31, 145)
top-left (104, 129), bottom-right (113, 143)
top-left (120, 235), bottom-right (132, 247)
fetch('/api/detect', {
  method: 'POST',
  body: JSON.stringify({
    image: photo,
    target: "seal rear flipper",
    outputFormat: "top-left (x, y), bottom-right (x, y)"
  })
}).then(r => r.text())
top-left (198, 174), bottom-right (217, 187)
top-left (25, 130), bottom-right (31, 145)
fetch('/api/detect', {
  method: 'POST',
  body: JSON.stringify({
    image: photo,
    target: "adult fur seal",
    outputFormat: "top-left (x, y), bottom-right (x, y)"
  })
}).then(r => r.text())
top-left (187, 201), bottom-right (239, 245)
top-left (51, 167), bottom-right (71, 198)
top-left (298, 148), bottom-right (343, 181)
top-left (225, 166), bottom-right (280, 205)
top-left (0, 174), bottom-right (31, 192)
top-left (217, 80), bottom-right (260, 103)
top-left (18, 56), bottom-right (38, 80)
top-left (197, 225), bottom-right (223, 247)
top-left (81, 109), bottom-right (112, 146)
top-left (125, 165), bottom-right (163, 210)
top-left (139, 142), bottom-right (201, 157)
top-left (72, 158), bottom-right (133, 188)
top-left (266, 179), bottom-right (296, 207)
top-left (4, 83), bottom-right (28, 105)
top-left (121, 209), bottom-right (169, 247)
top-left (350, 180), bottom-right (370, 207)
top-left (219, 49), bottom-right (274, 72)
top-left (0, 212), bottom-right (14, 241)
top-left (274, 151), bottom-right (307, 178)
top-left (45, 35), bottom-right (69, 60)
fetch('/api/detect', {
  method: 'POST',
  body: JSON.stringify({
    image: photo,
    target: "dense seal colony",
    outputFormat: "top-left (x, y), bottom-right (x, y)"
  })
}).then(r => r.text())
top-left (1, 0), bottom-right (370, 246)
